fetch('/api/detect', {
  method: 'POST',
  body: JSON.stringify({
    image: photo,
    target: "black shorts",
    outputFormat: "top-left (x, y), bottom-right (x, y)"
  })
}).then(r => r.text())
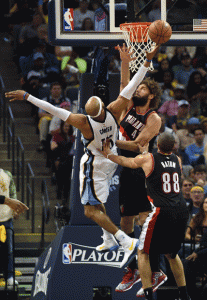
top-left (119, 167), bottom-right (152, 217)
top-left (139, 202), bottom-right (189, 256)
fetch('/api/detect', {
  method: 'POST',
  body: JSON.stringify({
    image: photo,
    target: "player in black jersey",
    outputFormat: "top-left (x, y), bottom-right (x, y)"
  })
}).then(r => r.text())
top-left (100, 132), bottom-right (190, 300)
top-left (115, 71), bottom-right (163, 291)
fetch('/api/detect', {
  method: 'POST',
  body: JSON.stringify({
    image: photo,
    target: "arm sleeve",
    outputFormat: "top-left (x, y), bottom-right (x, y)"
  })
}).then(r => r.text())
top-left (27, 95), bottom-right (71, 121)
top-left (120, 65), bottom-right (148, 100)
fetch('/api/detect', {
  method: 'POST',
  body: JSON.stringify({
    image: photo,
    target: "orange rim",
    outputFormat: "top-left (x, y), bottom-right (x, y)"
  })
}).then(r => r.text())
top-left (120, 22), bottom-right (151, 43)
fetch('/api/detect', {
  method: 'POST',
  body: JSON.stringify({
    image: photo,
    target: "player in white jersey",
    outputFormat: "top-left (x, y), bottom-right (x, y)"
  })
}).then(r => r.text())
top-left (5, 44), bottom-right (160, 269)
top-left (80, 108), bottom-right (118, 206)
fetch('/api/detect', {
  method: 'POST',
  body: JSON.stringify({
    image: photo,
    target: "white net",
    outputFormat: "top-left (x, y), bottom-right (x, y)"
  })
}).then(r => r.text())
top-left (120, 23), bottom-right (156, 73)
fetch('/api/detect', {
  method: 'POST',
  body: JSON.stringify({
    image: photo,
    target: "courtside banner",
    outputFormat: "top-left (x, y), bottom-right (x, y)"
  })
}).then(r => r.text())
top-left (63, 8), bottom-right (74, 31)
top-left (31, 226), bottom-right (141, 300)
top-left (62, 242), bottom-right (124, 267)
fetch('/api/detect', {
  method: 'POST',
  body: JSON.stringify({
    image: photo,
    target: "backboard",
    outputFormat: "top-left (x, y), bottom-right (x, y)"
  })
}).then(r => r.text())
top-left (48, 0), bottom-right (207, 46)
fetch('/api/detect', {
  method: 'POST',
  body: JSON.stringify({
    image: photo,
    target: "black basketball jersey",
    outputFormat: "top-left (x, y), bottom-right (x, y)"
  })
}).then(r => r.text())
top-left (146, 152), bottom-right (185, 207)
top-left (119, 106), bottom-right (156, 157)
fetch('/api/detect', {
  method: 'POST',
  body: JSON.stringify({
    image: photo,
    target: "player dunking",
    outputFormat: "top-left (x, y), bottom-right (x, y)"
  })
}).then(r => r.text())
top-left (5, 44), bottom-right (160, 269)
top-left (100, 132), bottom-right (190, 300)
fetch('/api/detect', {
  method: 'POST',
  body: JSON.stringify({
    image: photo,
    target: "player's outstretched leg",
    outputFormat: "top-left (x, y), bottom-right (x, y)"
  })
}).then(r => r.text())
top-left (96, 228), bottom-right (119, 252)
top-left (114, 230), bottom-right (139, 269)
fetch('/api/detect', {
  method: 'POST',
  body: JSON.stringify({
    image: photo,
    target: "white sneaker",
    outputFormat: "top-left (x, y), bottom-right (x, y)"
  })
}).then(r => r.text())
top-left (7, 277), bottom-right (18, 286)
top-left (96, 235), bottom-right (119, 252)
top-left (120, 238), bottom-right (139, 268)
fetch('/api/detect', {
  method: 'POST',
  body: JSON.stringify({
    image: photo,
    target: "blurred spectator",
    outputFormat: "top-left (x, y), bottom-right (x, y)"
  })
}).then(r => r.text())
top-left (38, 0), bottom-right (48, 23)
top-left (184, 127), bottom-right (205, 166)
top-left (8, 0), bottom-right (34, 25)
top-left (81, 17), bottom-right (94, 30)
top-left (173, 83), bottom-right (186, 101)
top-left (49, 101), bottom-right (72, 136)
top-left (176, 116), bottom-right (199, 163)
top-left (19, 41), bottom-right (61, 85)
top-left (73, 0), bottom-right (95, 30)
top-left (172, 100), bottom-right (190, 132)
top-left (148, 0), bottom-right (161, 22)
top-left (152, 56), bottom-right (171, 83)
top-left (195, 46), bottom-right (207, 78)
top-left (188, 186), bottom-right (205, 222)
top-left (50, 121), bottom-right (75, 204)
top-left (181, 178), bottom-right (195, 207)
top-left (61, 48), bottom-right (87, 86)
top-left (166, 46), bottom-right (196, 63)
top-left (37, 82), bottom-right (71, 152)
top-left (159, 69), bottom-right (176, 106)
top-left (18, 12), bottom-right (44, 57)
top-left (36, 24), bottom-right (54, 55)
top-left (172, 52), bottom-right (196, 88)
top-left (201, 117), bottom-right (207, 144)
top-left (186, 71), bottom-right (207, 117)
top-left (152, 113), bottom-right (179, 153)
top-left (193, 164), bottom-right (207, 196)
top-left (24, 70), bottom-right (43, 129)
top-left (168, 46), bottom-right (188, 68)
top-left (55, 46), bottom-right (73, 61)
top-left (158, 93), bottom-right (178, 128)
top-left (183, 197), bottom-right (207, 300)
top-left (0, 168), bottom-right (19, 286)
top-left (182, 166), bottom-right (195, 181)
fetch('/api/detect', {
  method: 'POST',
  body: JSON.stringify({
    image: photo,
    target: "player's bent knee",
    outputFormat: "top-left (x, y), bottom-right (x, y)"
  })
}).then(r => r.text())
top-left (84, 206), bottom-right (94, 219)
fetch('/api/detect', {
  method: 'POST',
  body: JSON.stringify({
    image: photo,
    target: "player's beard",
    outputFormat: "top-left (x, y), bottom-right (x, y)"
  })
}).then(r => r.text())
top-left (132, 95), bottom-right (149, 107)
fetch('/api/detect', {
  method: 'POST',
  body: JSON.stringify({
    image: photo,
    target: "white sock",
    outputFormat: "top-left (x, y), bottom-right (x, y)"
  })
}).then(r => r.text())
top-left (114, 229), bottom-right (132, 245)
top-left (102, 228), bottom-right (114, 240)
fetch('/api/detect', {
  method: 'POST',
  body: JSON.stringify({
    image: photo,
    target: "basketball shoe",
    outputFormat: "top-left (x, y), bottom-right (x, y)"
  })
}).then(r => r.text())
top-left (96, 235), bottom-right (119, 252)
top-left (120, 238), bottom-right (139, 268)
top-left (115, 267), bottom-right (141, 292)
top-left (136, 270), bottom-right (168, 297)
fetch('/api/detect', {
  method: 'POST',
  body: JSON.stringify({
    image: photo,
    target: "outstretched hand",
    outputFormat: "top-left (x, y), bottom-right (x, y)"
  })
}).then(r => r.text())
top-left (146, 44), bottom-right (161, 61)
top-left (5, 90), bottom-right (27, 102)
top-left (116, 43), bottom-right (136, 63)
top-left (5, 197), bottom-right (29, 215)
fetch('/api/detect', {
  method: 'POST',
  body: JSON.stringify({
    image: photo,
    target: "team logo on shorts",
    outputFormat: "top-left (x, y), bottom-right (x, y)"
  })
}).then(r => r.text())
top-left (62, 243), bottom-right (72, 264)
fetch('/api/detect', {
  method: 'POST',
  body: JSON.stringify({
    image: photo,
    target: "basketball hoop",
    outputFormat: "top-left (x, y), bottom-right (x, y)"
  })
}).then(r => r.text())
top-left (120, 22), bottom-right (156, 72)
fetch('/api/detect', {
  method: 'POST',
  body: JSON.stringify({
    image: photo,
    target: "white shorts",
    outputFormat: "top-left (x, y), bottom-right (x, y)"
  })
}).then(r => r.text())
top-left (79, 153), bottom-right (118, 205)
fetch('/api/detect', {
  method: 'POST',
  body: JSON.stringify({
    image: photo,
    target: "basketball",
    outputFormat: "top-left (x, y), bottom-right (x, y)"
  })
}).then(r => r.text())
top-left (148, 20), bottom-right (172, 44)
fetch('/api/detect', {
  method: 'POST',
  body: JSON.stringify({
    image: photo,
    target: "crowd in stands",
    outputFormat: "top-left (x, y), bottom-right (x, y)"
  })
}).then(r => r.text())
top-left (3, 1), bottom-right (207, 297)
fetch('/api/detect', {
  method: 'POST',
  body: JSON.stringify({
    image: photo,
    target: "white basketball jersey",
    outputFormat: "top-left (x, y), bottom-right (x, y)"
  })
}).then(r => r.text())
top-left (82, 109), bottom-right (119, 157)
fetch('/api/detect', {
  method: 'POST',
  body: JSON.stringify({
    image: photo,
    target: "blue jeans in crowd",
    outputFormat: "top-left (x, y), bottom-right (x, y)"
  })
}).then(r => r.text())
top-left (0, 218), bottom-right (14, 278)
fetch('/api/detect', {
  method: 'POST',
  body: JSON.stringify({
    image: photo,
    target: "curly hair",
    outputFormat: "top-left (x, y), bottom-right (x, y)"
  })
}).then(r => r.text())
top-left (141, 77), bottom-right (162, 109)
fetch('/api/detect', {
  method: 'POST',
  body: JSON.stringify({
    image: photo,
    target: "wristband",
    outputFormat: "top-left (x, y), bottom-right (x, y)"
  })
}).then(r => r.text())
top-left (146, 59), bottom-right (152, 63)
top-left (0, 195), bottom-right (5, 204)
top-left (107, 153), bottom-right (113, 159)
top-left (23, 92), bottom-right (28, 100)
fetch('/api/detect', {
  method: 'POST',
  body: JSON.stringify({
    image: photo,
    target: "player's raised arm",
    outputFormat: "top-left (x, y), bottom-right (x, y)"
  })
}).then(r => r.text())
top-left (5, 90), bottom-right (88, 132)
top-left (108, 44), bottom-right (160, 122)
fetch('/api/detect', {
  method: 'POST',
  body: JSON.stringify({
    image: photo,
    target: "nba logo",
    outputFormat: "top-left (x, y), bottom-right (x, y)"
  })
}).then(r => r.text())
top-left (63, 8), bottom-right (74, 31)
top-left (63, 243), bottom-right (72, 264)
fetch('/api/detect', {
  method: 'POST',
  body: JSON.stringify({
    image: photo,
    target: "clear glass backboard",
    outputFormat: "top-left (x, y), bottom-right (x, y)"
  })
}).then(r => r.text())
top-left (48, 0), bottom-right (207, 46)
